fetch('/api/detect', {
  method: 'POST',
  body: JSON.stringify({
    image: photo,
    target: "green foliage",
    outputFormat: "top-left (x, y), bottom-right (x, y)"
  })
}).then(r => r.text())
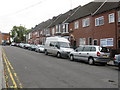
top-left (11, 25), bottom-right (31, 43)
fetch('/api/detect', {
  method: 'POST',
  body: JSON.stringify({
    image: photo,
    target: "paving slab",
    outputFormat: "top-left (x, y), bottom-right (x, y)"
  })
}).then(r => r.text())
top-left (0, 46), bottom-right (6, 89)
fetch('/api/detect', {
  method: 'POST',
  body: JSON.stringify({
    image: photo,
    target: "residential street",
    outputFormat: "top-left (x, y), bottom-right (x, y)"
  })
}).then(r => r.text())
top-left (2, 46), bottom-right (119, 88)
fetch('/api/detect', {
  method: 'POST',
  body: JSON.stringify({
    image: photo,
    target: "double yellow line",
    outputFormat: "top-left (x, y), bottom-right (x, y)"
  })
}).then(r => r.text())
top-left (2, 48), bottom-right (23, 88)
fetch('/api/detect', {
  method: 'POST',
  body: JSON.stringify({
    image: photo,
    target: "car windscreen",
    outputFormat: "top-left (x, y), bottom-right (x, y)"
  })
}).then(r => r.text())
top-left (58, 42), bottom-right (70, 48)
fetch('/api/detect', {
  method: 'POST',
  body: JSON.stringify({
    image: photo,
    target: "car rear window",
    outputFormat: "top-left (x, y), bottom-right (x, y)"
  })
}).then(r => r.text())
top-left (100, 47), bottom-right (109, 53)
top-left (91, 47), bottom-right (96, 51)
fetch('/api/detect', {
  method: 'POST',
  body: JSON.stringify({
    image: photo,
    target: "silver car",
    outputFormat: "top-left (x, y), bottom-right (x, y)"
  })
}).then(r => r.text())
top-left (35, 45), bottom-right (45, 53)
top-left (69, 45), bottom-right (111, 65)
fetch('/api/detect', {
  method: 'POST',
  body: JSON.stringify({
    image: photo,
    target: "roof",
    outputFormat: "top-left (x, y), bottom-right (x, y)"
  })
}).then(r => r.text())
top-left (49, 6), bottom-right (80, 27)
top-left (2, 33), bottom-right (9, 35)
top-left (93, 2), bottom-right (119, 15)
top-left (66, 2), bottom-right (120, 23)
top-left (65, 2), bottom-right (103, 23)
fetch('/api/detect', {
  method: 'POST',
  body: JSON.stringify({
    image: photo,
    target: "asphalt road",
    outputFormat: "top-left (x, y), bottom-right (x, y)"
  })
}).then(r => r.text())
top-left (2, 46), bottom-right (119, 88)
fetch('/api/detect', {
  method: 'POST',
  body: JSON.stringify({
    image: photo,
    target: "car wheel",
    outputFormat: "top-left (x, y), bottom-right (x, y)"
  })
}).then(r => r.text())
top-left (88, 58), bottom-right (94, 65)
top-left (70, 55), bottom-right (74, 61)
top-left (39, 49), bottom-right (41, 53)
top-left (57, 52), bottom-right (61, 58)
top-left (45, 50), bottom-right (48, 55)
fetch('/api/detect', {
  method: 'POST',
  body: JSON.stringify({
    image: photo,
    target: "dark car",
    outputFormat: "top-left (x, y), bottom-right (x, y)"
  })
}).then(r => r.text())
top-left (114, 54), bottom-right (120, 71)
top-left (29, 45), bottom-right (37, 51)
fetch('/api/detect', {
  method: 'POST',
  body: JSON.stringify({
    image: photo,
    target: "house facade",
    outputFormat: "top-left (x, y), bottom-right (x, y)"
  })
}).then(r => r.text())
top-left (0, 32), bottom-right (10, 45)
top-left (65, 2), bottom-right (120, 49)
top-left (27, 1), bottom-right (120, 50)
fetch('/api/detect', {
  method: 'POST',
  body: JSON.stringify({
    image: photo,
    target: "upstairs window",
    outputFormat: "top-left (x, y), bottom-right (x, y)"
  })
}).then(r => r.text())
top-left (52, 28), bottom-right (55, 36)
top-left (74, 21), bottom-right (79, 29)
top-left (95, 16), bottom-right (104, 26)
top-left (109, 13), bottom-right (115, 23)
top-left (63, 23), bottom-right (69, 33)
top-left (82, 18), bottom-right (90, 27)
top-left (118, 11), bottom-right (120, 22)
top-left (56, 25), bottom-right (61, 33)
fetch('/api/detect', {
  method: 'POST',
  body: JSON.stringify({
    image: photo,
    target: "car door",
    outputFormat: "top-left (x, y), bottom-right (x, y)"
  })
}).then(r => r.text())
top-left (48, 42), bottom-right (55, 54)
top-left (80, 46), bottom-right (91, 62)
top-left (74, 46), bottom-right (84, 60)
top-left (52, 42), bottom-right (58, 55)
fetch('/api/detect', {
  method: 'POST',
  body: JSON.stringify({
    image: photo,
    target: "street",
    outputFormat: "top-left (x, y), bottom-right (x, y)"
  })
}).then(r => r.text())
top-left (2, 46), bottom-right (119, 88)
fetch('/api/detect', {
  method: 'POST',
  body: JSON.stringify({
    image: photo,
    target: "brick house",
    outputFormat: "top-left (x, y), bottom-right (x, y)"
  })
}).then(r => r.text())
top-left (65, 2), bottom-right (120, 49)
top-left (0, 32), bottom-right (10, 45)
top-left (48, 6), bottom-right (80, 40)
top-left (65, 2), bottom-right (103, 48)
top-left (27, 1), bottom-right (120, 50)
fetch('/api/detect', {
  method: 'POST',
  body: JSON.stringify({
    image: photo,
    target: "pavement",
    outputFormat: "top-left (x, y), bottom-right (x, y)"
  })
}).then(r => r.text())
top-left (0, 45), bottom-right (6, 89)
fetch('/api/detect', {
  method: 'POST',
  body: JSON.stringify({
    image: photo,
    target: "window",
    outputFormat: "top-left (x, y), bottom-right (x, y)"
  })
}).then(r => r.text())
top-left (63, 23), bottom-right (69, 33)
top-left (52, 28), bottom-right (55, 35)
top-left (83, 47), bottom-right (91, 51)
top-left (82, 18), bottom-right (90, 27)
top-left (76, 47), bottom-right (84, 51)
top-left (118, 11), bottom-right (120, 22)
top-left (79, 38), bottom-right (86, 45)
top-left (95, 16), bottom-right (104, 26)
top-left (56, 25), bottom-right (58, 33)
top-left (93, 39), bottom-right (98, 45)
top-left (91, 47), bottom-right (96, 51)
top-left (74, 21), bottom-right (79, 29)
top-left (100, 38), bottom-right (113, 47)
top-left (46, 29), bottom-right (50, 36)
top-left (109, 13), bottom-right (115, 23)
top-left (88, 38), bottom-right (92, 45)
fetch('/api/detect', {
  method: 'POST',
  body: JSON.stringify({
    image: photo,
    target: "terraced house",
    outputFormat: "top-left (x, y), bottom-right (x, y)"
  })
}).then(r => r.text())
top-left (27, 1), bottom-right (120, 49)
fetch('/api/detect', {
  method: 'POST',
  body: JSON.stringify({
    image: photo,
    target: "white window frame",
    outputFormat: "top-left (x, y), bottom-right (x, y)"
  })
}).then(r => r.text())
top-left (79, 38), bottom-right (86, 45)
top-left (88, 37), bottom-right (92, 45)
top-left (100, 38), bottom-right (113, 47)
top-left (82, 18), bottom-right (90, 27)
top-left (95, 16), bottom-right (104, 26)
top-left (74, 21), bottom-right (79, 29)
top-left (56, 25), bottom-right (58, 33)
top-left (118, 11), bottom-right (120, 22)
top-left (109, 13), bottom-right (115, 23)
top-left (52, 28), bottom-right (55, 36)
top-left (62, 23), bottom-right (69, 33)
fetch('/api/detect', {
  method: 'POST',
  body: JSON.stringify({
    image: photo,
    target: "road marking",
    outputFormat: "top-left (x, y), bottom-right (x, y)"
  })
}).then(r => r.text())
top-left (2, 48), bottom-right (23, 88)
top-left (3, 54), bottom-right (17, 88)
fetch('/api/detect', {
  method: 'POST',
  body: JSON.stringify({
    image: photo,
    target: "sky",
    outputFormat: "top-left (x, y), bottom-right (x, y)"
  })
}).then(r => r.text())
top-left (0, 0), bottom-right (94, 33)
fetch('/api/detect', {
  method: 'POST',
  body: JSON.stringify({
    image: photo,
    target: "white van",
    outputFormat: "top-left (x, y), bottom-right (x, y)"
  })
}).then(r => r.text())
top-left (44, 36), bottom-right (74, 58)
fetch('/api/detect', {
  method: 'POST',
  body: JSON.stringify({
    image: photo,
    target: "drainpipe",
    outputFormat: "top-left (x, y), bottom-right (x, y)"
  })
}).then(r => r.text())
top-left (115, 9), bottom-right (118, 49)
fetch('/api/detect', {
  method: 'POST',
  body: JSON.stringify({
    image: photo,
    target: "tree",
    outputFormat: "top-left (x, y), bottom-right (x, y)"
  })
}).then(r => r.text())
top-left (11, 25), bottom-right (31, 43)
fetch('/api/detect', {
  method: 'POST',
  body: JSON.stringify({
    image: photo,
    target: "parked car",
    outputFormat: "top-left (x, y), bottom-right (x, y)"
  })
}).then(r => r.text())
top-left (28, 44), bottom-right (37, 51)
top-left (35, 45), bottom-right (45, 53)
top-left (24, 44), bottom-right (31, 49)
top-left (69, 45), bottom-right (111, 65)
top-left (44, 36), bottom-right (74, 58)
top-left (114, 54), bottom-right (120, 71)
top-left (19, 43), bottom-right (25, 48)
top-left (10, 42), bottom-right (16, 46)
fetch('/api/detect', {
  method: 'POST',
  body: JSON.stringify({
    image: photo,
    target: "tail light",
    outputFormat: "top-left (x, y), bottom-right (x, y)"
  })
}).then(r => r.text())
top-left (114, 56), bottom-right (116, 60)
top-left (97, 52), bottom-right (101, 56)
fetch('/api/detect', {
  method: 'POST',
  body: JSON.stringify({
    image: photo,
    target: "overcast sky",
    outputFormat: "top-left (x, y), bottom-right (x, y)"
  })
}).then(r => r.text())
top-left (0, 0), bottom-right (94, 33)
